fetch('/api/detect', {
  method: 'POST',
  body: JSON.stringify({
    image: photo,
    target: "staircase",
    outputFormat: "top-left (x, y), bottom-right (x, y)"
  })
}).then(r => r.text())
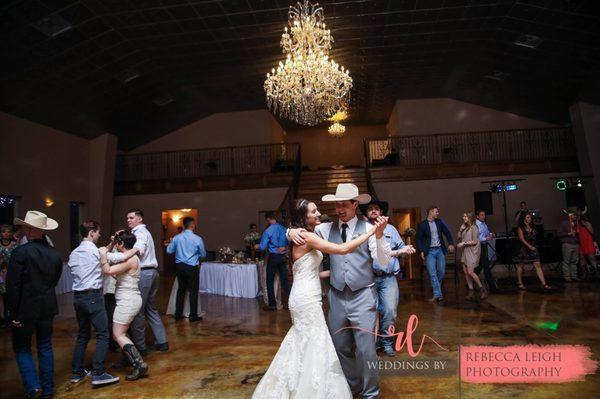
top-left (297, 168), bottom-right (369, 218)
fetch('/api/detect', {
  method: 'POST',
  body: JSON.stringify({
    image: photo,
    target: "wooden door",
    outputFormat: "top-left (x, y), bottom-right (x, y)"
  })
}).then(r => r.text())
top-left (392, 207), bottom-right (421, 280)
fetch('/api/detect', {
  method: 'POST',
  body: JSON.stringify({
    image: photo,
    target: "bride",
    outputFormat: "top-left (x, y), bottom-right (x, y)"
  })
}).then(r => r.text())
top-left (252, 198), bottom-right (386, 399)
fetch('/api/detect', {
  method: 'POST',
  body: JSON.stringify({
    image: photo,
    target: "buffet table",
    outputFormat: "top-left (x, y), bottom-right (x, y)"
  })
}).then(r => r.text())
top-left (256, 260), bottom-right (283, 310)
top-left (199, 262), bottom-right (260, 298)
top-left (166, 279), bottom-right (206, 318)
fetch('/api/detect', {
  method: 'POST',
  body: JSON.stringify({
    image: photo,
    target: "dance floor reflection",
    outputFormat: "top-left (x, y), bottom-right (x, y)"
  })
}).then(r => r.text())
top-left (1, 273), bottom-right (599, 398)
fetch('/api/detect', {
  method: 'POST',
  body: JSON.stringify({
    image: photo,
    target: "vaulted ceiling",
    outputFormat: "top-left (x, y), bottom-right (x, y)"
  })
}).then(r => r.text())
top-left (1, 0), bottom-right (599, 149)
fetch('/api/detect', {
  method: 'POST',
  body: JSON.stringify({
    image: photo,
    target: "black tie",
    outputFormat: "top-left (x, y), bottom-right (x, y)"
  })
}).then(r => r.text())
top-left (341, 223), bottom-right (349, 243)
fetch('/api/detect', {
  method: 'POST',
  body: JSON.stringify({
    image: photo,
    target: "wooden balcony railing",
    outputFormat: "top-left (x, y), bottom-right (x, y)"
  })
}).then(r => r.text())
top-left (365, 127), bottom-right (576, 168)
top-left (115, 143), bottom-right (300, 182)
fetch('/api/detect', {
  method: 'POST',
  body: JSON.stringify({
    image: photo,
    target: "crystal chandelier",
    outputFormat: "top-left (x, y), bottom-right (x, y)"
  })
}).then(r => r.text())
top-left (328, 122), bottom-right (346, 138)
top-left (264, 0), bottom-right (352, 126)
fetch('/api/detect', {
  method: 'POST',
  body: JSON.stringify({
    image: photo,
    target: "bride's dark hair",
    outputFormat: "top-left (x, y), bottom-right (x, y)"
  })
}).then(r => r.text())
top-left (290, 198), bottom-right (312, 231)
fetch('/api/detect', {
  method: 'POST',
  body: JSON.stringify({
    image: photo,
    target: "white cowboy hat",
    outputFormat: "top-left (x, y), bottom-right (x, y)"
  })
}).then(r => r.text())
top-left (14, 210), bottom-right (58, 230)
top-left (322, 183), bottom-right (372, 204)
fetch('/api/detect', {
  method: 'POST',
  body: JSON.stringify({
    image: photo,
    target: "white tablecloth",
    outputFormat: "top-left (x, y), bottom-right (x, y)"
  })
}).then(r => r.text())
top-left (166, 279), bottom-right (206, 318)
top-left (200, 262), bottom-right (260, 298)
top-left (257, 260), bottom-right (283, 309)
top-left (55, 262), bottom-right (73, 295)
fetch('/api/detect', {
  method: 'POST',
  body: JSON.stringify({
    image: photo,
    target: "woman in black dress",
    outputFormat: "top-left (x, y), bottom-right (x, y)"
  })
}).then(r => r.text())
top-left (515, 212), bottom-right (551, 290)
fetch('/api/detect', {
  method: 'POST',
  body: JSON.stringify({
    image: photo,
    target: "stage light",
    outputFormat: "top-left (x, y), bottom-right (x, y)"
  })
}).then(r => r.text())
top-left (575, 179), bottom-right (583, 188)
top-left (505, 184), bottom-right (518, 191)
top-left (555, 179), bottom-right (568, 191)
top-left (489, 183), bottom-right (501, 193)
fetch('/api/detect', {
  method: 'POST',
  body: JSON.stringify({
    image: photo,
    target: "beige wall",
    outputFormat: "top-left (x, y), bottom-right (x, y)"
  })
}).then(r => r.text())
top-left (130, 110), bottom-right (279, 153)
top-left (0, 112), bottom-right (91, 256)
top-left (569, 101), bottom-right (600, 227)
top-left (374, 172), bottom-right (579, 238)
top-left (286, 124), bottom-right (386, 170)
top-left (387, 98), bottom-right (557, 136)
top-left (88, 134), bottom-right (118, 239)
top-left (112, 187), bottom-right (287, 268)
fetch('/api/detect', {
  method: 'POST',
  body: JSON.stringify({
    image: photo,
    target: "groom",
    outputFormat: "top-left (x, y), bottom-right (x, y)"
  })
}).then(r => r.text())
top-left (289, 184), bottom-right (391, 398)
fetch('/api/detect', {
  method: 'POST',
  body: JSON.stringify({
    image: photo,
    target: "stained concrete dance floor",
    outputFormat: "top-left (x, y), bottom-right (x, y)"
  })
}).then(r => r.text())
top-left (1, 270), bottom-right (599, 398)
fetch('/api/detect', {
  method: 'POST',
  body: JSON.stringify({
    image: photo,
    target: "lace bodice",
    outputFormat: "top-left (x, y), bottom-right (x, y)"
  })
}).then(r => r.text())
top-left (288, 250), bottom-right (323, 310)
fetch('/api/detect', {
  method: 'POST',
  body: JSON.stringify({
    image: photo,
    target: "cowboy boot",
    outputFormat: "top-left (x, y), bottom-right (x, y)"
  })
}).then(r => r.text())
top-left (123, 344), bottom-right (148, 381)
top-left (465, 289), bottom-right (475, 301)
top-left (479, 285), bottom-right (488, 300)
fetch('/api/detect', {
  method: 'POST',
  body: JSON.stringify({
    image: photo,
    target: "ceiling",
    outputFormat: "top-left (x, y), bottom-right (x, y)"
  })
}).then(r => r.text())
top-left (1, 0), bottom-right (599, 149)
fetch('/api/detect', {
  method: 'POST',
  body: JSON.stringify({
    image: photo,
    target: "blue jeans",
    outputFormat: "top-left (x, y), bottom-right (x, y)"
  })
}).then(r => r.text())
top-left (426, 247), bottom-right (446, 298)
top-left (12, 317), bottom-right (54, 396)
top-left (374, 275), bottom-right (399, 350)
top-left (72, 291), bottom-right (109, 375)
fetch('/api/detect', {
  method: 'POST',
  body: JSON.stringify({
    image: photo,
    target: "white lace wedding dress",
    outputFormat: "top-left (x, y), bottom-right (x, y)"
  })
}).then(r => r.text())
top-left (252, 250), bottom-right (352, 399)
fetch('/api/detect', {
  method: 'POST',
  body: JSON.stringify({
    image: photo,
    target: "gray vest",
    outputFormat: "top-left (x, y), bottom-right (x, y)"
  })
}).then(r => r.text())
top-left (328, 220), bottom-right (374, 291)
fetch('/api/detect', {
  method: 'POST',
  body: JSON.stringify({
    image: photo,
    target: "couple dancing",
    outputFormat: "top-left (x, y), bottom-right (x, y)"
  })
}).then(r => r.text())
top-left (253, 184), bottom-right (398, 399)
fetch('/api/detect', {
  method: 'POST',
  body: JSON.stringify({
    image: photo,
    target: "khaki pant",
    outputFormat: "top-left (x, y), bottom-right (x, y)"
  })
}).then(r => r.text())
top-left (561, 243), bottom-right (579, 279)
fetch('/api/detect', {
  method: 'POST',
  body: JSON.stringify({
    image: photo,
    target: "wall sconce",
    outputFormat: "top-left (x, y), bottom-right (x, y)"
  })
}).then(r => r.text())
top-left (172, 215), bottom-right (181, 223)
top-left (45, 197), bottom-right (54, 207)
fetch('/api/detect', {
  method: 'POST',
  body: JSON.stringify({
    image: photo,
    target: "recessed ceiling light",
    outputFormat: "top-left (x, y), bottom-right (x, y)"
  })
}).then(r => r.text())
top-left (514, 34), bottom-right (543, 49)
top-left (485, 71), bottom-right (510, 81)
top-left (116, 69), bottom-right (140, 84)
top-left (153, 95), bottom-right (174, 106)
top-left (32, 14), bottom-right (72, 37)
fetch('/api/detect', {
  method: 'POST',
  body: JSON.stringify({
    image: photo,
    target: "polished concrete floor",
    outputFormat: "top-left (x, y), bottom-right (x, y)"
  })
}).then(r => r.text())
top-left (1, 267), bottom-right (599, 398)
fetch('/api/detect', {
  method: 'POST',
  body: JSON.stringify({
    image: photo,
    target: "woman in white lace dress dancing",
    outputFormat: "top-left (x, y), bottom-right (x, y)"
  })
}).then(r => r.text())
top-left (252, 199), bottom-right (387, 399)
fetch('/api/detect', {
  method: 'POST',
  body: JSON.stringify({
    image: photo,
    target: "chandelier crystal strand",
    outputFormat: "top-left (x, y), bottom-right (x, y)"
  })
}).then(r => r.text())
top-left (264, 0), bottom-right (352, 126)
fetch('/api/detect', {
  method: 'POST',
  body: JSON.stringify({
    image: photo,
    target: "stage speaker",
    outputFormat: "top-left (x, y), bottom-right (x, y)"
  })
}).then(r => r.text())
top-left (566, 187), bottom-right (586, 209)
top-left (474, 191), bottom-right (493, 215)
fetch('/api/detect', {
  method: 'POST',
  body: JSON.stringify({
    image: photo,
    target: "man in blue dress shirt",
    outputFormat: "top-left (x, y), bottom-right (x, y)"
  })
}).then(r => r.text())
top-left (361, 201), bottom-right (416, 357)
top-left (474, 210), bottom-right (498, 292)
top-left (167, 217), bottom-right (206, 322)
top-left (256, 212), bottom-right (289, 311)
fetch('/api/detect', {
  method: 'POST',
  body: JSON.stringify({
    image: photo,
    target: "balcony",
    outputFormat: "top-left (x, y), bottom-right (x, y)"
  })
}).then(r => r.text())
top-left (365, 127), bottom-right (578, 181)
top-left (115, 143), bottom-right (300, 195)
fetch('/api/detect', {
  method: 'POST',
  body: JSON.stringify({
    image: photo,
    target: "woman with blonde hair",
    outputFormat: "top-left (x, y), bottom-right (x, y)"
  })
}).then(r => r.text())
top-left (458, 212), bottom-right (486, 300)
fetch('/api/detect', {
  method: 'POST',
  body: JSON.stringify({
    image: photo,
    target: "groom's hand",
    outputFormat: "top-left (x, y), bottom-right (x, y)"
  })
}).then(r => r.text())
top-left (374, 216), bottom-right (388, 239)
top-left (289, 228), bottom-right (307, 246)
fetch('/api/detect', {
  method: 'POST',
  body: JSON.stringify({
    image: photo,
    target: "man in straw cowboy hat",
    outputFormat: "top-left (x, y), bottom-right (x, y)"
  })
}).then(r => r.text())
top-left (558, 207), bottom-right (581, 282)
top-left (359, 199), bottom-right (416, 357)
top-left (7, 211), bottom-right (63, 399)
top-left (288, 183), bottom-right (392, 399)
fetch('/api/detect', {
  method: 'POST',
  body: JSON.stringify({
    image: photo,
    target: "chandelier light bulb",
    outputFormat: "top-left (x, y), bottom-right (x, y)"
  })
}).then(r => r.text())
top-left (328, 122), bottom-right (346, 138)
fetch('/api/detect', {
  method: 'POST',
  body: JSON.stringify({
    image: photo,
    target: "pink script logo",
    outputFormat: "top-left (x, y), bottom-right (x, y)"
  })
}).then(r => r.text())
top-left (335, 314), bottom-right (449, 357)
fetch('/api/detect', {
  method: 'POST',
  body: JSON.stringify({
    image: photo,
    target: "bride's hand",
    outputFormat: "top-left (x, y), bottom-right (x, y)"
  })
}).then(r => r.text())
top-left (373, 216), bottom-right (388, 238)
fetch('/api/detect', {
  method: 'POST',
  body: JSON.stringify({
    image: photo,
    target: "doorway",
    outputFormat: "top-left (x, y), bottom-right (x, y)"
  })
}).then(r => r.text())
top-left (161, 209), bottom-right (199, 275)
top-left (392, 207), bottom-right (421, 280)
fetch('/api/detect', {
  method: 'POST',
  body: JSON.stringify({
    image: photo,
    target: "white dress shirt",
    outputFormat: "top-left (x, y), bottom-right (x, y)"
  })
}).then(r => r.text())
top-left (68, 240), bottom-right (103, 291)
top-left (102, 248), bottom-right (122, 295)
top-left (111, 224), bottom-right (158, 269)
top-left (314, 216), bottom-right (391, 266)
